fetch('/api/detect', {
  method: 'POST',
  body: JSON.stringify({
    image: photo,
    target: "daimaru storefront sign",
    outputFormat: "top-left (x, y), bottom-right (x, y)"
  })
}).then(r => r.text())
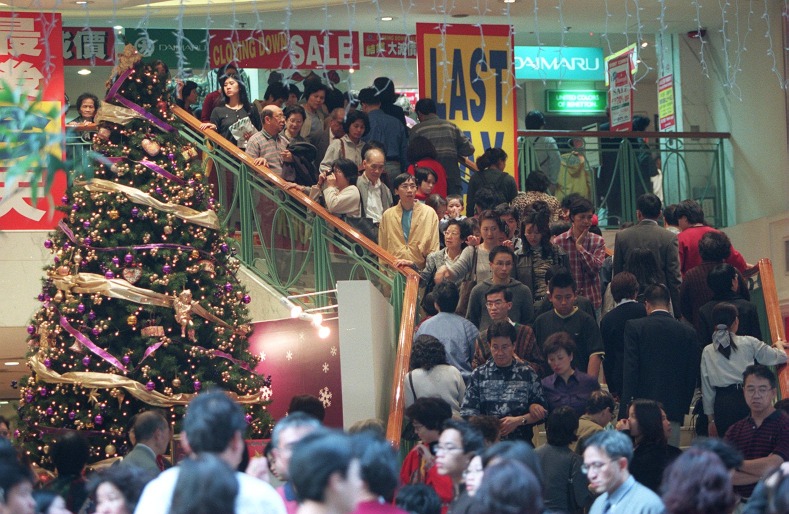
top-left (514, 46), bottom-right (605, 81)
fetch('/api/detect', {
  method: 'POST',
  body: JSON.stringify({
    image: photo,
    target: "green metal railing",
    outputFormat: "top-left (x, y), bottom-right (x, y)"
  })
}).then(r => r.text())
top-left (517, 130), bottom-right (731, 227)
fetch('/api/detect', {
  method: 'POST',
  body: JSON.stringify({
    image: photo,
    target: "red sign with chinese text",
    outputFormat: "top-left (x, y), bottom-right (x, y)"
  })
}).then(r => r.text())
top-left (63, 27), bottom-right (116, 66)
top-left (362, 32), bottom-right (415, 59)
top-left (0, 12), bottom-right (66, 231)
top-left (209, 30), bottom-right (359, 70)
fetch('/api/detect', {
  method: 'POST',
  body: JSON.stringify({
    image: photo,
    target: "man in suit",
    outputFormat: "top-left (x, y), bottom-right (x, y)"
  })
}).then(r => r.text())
top-left (619, 284), bottom-right (700, 447)
top-left (119, 410), bottom-right (171, 474)
top-left (613, 193), bottom-right (682, 315)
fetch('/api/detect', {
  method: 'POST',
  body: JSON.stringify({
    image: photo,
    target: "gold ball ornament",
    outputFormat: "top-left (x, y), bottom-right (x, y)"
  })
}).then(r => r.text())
top-left (57, 265), bottom-right (70, 276)
top-left (108, 210), bottom-right (120, 220)
top-left (74, 254), bottom-right (83, 264)
top-left (105, 444), bottom-right (117, 456)
top-left (190, 250), bottom-right (199, 259)
top-left (54, 291), bottom-right (64, 303)
top-left (43, 444), bottom-right (50, 454)
top-left (172, 378), bottom-right (182, 387)
top-left (127, 315), bottom-right (137, 326)
top-left (163, 226), bottom-right (173, 235)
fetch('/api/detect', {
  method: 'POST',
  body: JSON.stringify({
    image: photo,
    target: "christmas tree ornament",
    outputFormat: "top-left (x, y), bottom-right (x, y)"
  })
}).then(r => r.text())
top-left (145, 381), bottom-right (155, 391)
top-left (172, 378), bottom-right (181, 387)
top-left (95, 414), bottom-right (103, 425)
top-left (122, 267), bottom-right (142, 284)
top-left (82, 356), bottom-right (91, 366)
top-left (105, 444), bottom-right (116, 456)
top-left (141, 138), bottom-right (161, 157)
top-left (193, 380), bottom-right (201, 392)
top-left (126, 315), bottom-right (137, 326)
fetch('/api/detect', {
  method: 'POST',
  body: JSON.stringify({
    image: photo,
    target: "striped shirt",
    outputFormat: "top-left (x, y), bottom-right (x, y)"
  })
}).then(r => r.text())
top-left (246, 129), bottom-right (292, 180)
top-left (554, 228), bottom-right (606, 309)
top-left (726, 410), bottom-right (789, 498)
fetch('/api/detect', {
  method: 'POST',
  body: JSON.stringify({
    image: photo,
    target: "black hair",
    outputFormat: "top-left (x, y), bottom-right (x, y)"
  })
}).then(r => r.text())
top-left (75, 92), bottom-right (100, 118)
top-left (675, 199), bottom-right (706, 225)
top-left (354, 434), bottom-right (399, 502)
top-left (474, 188), bottom-right (501, 212)
top-left (287, 395), bottom-right (326, 422)
top-left (395, 484), bottom-right (442, 514)
top-left (569, 197), bottom-right (594, 218)
top-left (88, 464), bottom-right (156, 513)
top-left (407, 136), bottom-right (438, 163)
top-left (170, 453), bottom-right (238, 514)
top-left (425, 194), bottom-right (447, 213)
top-left (478, 210), bottom-right (505, 234)
top-left (712, 302), bottom-right (739, 351)
top-left (468, 415), bottom-right (501, 446)
top-left (636, 193), bottom-right (662, 219)
top-left (524, 170), bottom-right (550, 192)
top-left (690, 438), bottom-right (744, 471)
top-left (630, 398), bottom-right (666, 445)
top-left (486, 319), bottom-right (516, 343)
top-left (181, 81), bottom-right (199, 100)
top-left (632, 115), bottom-right (650, 131)
top-left (332, 158), bottom-right (359, 187)
top-left (550, 221), bottom-right (571, 237)
top-left (663, 204), bottom-right (679, 226)
top-left (545, 406), bottom-right (579, 447)
top-left (343, 109), bottom-right (369, 136)
top-left (476, 460), bottom-right (544, 514)
top-left (219, 74), bottom-right (253, 113)
top-left (624, 248), bottom-right (662, 291)
top-left (357, 87), bottom-right (381, 106)
top-left (442, 419), bottom-right (485, 454)
top-left (324, 87), bottom-right (346, 112)
top-left (699, 231), bottom-right (732, 262)
top-left (283, 104), bottom-right (306, 121)
top-left (707, 264), bottom-right (738, 297)
top-left (432, 281), bottom-right (459, 313)
top-left (410, 335), bottom-right (448, 371)
top-left (405, 397), bottom-right (452, 431)
top-left (643, 283), bottom-right (671, 307)
top-left (584, 430), bottom-right (634, 463)
top-left (132, 410), bottom-right (168, 442)
top-left (51, 431), bottom-right (90, 476)
top-left (661, 449), bottom-right (736, 514)
top-left (488, 245), bottom-right (515, 263)
top-left (543, 331), bottom-right (576, 358)
top-left (524, 110), bottom-right (546, 130)
top-left (373, 77), bottom-right (398, 103)
top-left (585, 390), bottom-right (616, 415)
top-left (743, 364), bottom-right (778, 389)
top-left (480, 440), bottom-right (544, 489)
top-left (303, 82), bottom-right (329, 101)
top-left (485, 284), bottom-right (513, 303)
top-left (183, 389), bottom-right (247, 453)
top-left (610, 271), bottom-right (639, 302)
top-left (289, 429), bottom-right (353, 503)
top-left (444, 218), bottom-right (471, 244)
top-left (393, 172), bottom-right (416, 191)
top-left (415, 167), bottom-right (438, 188)
top-left (521, 202), bottom-right (553, 256)
top-left (415, 98), bottom-right (437, 115)
top-left (264, 82), bottom-right (288, 102)
top-left (548, 268), bottom-right (576, 293)
top-left (560, 193), bottom-right (583, 211)
top-left (287, 83), bottom-right (301, 98)
top-left (476, 147), bottom-right (507, 171)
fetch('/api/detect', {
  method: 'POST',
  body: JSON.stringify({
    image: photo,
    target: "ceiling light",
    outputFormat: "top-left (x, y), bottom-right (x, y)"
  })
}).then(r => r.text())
top-left (75, 1), bottom-right (90, 4)
top-left (113, 25), bottom-right (124, 31)
top-left (641, 41), bottom-right (649, 48)
top-left (379, 16), bottom-right (394, 21)
top-left (3, 362), bottom-right (19, 367)
top-left (503, 0), bottom-right (516, 3)
top-left (77, 68), bottom-right (91, 75)
top-left (318, 325), bottom-right (331, 339)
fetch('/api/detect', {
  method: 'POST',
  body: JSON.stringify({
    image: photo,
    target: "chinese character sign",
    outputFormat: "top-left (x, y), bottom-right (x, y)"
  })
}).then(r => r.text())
top-left (362, 33), bottom-right (416, 59)
top-left (607, 53), bottom-right (633, 131)
top-left (658, 75), bottom-right (676, 131)
top-left (0, 12), bottom-right (66, 230)
top-left (63, 27), bottom-right (115, 66)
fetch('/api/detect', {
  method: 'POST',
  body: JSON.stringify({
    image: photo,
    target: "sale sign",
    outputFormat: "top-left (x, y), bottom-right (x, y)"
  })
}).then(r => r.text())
top-left (209, 30), bottom-right (359, 70)
top-left (607, 53), bottom-right (633, 131)
top-left (0, 12), bottom-right (67, 231)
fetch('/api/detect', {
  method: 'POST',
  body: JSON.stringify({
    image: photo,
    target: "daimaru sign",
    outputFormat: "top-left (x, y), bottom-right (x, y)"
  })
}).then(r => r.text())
top-left (514, 46), bottom-right (605, 81)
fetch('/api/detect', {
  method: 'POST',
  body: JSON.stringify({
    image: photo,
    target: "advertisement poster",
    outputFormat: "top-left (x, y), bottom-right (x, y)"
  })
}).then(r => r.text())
top-left (209, 29), bottom-right (359, 70)
top-left (362, 32), bottom-right (416, 59)
top-left (63, 26), bottom-right (116, 66)
top-left (415, 23), bottom-right (517, 180)
top-left (607, 53), bottom-right (633, 131)
top-left (0, 12), bottom-right (66, 231)
top-left (658, 74), bottom-right (676, 131)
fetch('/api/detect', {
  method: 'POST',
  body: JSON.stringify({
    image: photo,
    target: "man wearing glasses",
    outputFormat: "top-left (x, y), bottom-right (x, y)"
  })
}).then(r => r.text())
top-left (583, 430), bottom-right (663, 514)
top-left (725, 364), bottom-right (789, 503)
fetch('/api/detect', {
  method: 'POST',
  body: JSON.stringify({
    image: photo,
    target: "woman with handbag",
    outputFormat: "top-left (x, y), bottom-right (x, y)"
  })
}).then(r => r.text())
top-left (421, 219), bottom-right (471, 290)
top-left (319, 109), bottom-right (369, 173)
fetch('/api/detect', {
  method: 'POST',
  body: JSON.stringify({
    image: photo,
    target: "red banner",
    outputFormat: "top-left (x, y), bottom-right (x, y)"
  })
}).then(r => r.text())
top-left (63, 26), bottom-right (116, 66)
top-left (362, 32), bottom-right (415, 59)
top-left (209, 30), bottom-right (359, 70)
top-left (0, 12), bottom-right (66, 230)
top-left (607, 53), bottom-right (633, 132)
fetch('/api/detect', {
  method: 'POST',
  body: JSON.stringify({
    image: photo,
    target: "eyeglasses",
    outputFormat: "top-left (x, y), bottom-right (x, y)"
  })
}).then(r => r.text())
top-left (485, 300), bottom-right (506, 307)
top-left (434, 445), bottom-right (464, 455)
top-left (398, 184), bottom-right (418, 191)
top-left (581, 460), bottom-right (611, 474)
top-left (744, 386), bottom-right (773, 396)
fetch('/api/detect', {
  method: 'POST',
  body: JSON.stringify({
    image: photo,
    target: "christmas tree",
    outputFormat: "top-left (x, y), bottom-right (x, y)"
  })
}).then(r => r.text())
top-left (18, 46), bottom-right (272, 467)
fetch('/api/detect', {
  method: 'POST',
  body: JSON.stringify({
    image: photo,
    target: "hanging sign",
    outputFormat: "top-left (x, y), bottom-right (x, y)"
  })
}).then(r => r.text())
top-left (416, 23), bottom-right (517, 179)
top-left (131, 29), bottom-right (209, 70)
top-left (63, 27), bottom-right (116, 66)
top-left (545, 90), bottom-right (607, 114)
top-left (514, 46), bottom-right (605, 81)
top-left (607, 53), bottom-right (633, 131)
top-left (362, 33), bottom-right (416, 58)
top-left (209, 30), bottom-right (360, 70)
top-left (0, 12), bottom-right (66, 230)
top-left (658, 74), bottom-right (676, 131)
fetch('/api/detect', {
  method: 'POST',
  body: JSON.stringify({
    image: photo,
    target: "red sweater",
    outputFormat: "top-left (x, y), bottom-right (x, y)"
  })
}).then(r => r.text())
top-left (678, 225), bottom-right (747, 275)
top-left (407, 158), bottom-right (448, 199)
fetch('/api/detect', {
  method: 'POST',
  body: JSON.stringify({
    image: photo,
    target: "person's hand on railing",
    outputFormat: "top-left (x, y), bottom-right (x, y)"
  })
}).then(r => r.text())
top-left (252, 157), bottom-right (268, 167)
top-left (395, 259), bottom-right (417, 270)
top-left (199, 122), bottom-right (217, 131)
top-left (773, 339), bottom-right (787, 351)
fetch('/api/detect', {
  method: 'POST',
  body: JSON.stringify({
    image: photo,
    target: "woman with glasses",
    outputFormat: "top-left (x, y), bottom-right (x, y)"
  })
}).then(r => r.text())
top-left (701, 302), bottom-right (787, 438)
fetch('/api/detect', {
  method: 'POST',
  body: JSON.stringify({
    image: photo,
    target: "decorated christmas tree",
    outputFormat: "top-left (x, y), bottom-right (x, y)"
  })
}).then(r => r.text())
top-left (18, 46), bottom-right (272, 467)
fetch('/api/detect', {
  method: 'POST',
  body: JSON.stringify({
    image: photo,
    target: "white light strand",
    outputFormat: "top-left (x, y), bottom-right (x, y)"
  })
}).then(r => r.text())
top-left (397, 0), bottom-right (417, 81)
top-left (631, 0), bottom-right (653, 88)
top-left (692, 0), bottom-right (709, 77)
top-left (761, 0), bottom-right (789, 89)
top-left (557, 0), bottom-right (567, 84)
top-left (202, 0), bottom-right (214, 91)
top-left (504, 2), bottom-right (519, 106)
top-left (601, 0), bottom-right (614, 55)
top-left (719, 0), bottom-right (734, 92)
top-left (174, 0), bottom-right (188, 79)
top-left (532, 0), bottom-right (548, 84)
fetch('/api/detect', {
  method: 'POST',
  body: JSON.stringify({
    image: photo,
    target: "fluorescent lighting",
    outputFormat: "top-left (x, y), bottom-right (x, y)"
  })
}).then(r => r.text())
top-left (113, 25), bottom-right (124, 31)
top-left (3, 362), bottom-right (19, 367)
top-left (77, 68), bottom-right (92, 75)
top-left (0, 401), bottom-right (8, 405)
top-left (640, 41), bottom-right (649, 48)
top-left (379, 16), bottom-right (394, 21)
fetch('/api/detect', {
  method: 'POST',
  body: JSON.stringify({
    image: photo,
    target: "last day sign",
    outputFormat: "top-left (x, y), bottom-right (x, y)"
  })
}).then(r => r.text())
top-left (416, 23), bottom-right (517, 182)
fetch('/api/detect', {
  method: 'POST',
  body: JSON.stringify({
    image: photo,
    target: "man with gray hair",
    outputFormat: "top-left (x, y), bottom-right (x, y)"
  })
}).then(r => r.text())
top-left (119, 410), bottom-right (170, 474)
top-left (583, 430), bottom-right (664, 514)
top-left (271, 412), bottom-right (323, 514)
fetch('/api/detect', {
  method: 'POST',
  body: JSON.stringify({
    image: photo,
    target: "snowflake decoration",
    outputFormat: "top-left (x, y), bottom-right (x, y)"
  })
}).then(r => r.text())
top-left (318, 387), bottom-right (332, 408)
top-left (322, 362), bottom-right (329, 373)
top-left (286, 350), bottom-right (293, 361)
top-left (330, 346), bottom-right (337, 357)
top-left (260, 385), bottom-right (273, 401)
top-left (259, 351), bottom-right (266, 361)
top-left (298, 332), bottom-right (306, 342)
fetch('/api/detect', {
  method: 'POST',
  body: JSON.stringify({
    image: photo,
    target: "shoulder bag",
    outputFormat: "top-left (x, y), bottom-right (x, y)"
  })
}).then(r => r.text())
top-left (340, 188), bottom-right (378, 243)
top-left (455, 246), bottom-right (478, 316)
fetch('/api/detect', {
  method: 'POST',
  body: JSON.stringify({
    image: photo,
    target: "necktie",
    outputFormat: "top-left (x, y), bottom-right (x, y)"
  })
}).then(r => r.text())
top-left (602, 500), bottom-right (612, 514)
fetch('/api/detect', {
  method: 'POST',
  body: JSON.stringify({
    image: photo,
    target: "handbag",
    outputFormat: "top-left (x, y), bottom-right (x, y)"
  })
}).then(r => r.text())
top-left (401, 373), bottom-right (418, 442)
top-left (455, 247), bottom-right (478, 316)
top-left (341, 188), bottom-right (378, 243)
top-left (566, 456), bottom-right (582, 513)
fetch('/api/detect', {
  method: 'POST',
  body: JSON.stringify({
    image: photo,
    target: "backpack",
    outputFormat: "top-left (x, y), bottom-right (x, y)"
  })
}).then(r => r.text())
top-left (477, 170), bottom-right (509, 206)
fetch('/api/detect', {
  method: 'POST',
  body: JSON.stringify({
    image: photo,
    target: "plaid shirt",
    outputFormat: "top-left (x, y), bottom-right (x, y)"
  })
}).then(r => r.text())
top-left (554, 228), bottom-right (606, 309)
